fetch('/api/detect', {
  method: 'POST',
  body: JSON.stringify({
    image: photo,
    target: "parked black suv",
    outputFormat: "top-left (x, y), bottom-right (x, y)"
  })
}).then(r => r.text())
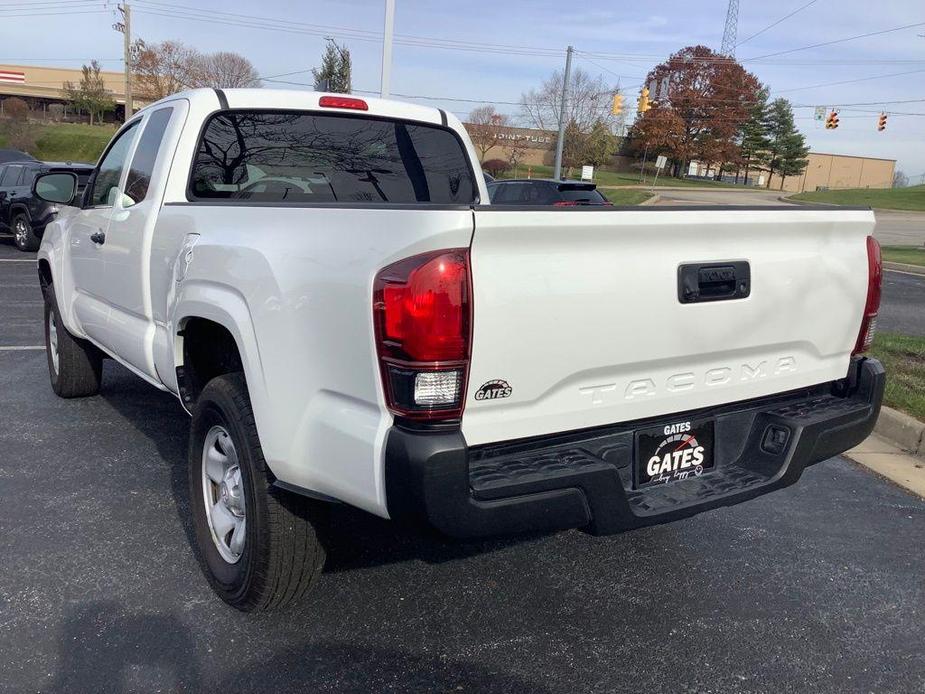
top-left (487, 179), bottom-right (612, 206)
top-left (0, 160), bottom-right (93, 251)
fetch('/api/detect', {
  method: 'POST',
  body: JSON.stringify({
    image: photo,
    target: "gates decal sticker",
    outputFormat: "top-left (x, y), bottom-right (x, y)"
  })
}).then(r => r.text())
top-left (474, 379), bottom-right (512, 401)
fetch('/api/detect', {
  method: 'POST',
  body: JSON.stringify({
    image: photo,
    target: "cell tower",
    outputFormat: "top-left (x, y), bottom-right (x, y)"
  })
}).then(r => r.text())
top-left (721, 0), bottom-right (739, 57)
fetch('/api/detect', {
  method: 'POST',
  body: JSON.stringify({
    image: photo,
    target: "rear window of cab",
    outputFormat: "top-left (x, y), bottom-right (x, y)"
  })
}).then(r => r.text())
top-left (189, 110), bottom-right (477, 205)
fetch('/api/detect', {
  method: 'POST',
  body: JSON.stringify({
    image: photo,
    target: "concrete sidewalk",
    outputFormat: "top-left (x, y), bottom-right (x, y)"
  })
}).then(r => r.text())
top-left (846, 433), bottom-right (925, 498)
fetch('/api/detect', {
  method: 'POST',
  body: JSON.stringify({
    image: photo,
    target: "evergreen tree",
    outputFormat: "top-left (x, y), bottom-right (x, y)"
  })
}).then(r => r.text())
top-left (738, 88), bottom-right (770, 185)
top-left (312, 40), bottom-right (352, 93)
top-left (582, 119), bottom-right (619, 168)
top-left (763, 98), bottom-right (809, 190)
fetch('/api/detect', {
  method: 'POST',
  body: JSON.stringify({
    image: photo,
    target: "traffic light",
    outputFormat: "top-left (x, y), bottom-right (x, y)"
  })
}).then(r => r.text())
top-left (877, 112), bottom-right (888, 131)
top-left (825, 110), bottom-right (840, 129)
top-left (612, 94), bottom-right (624, 116)
top-left (637, 87), bottom-right (650, 114)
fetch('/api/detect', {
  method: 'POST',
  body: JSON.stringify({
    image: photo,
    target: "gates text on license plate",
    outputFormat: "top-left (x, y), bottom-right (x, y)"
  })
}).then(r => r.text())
top-left (635, 419), bottom-right (715, 488)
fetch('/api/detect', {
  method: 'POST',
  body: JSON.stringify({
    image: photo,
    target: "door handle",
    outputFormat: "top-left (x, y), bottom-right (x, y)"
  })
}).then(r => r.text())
top-left (90, 230), bottom-right (106, 245)
top-left (678, 261), bottom-right (750, 303)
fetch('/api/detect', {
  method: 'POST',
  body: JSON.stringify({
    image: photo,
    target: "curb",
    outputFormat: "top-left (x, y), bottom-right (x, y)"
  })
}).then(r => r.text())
top-left (639, 193), bottom-right (660, 206)
top-left (874, 406), bottom-right (925, 457)
top-left (884, 261), bottom-right (925, 276)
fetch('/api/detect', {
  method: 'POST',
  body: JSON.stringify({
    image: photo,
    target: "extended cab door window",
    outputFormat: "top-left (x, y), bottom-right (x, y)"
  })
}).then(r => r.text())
top-left (88, 120), bottom-right (140, 208)
top-left (124, 107), bottom-right (173, 205)
top-left (189, 110), bottom-right (476, 204)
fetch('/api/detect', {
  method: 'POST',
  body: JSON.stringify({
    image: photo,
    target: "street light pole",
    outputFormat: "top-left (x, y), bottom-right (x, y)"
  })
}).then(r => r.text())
top-left (552, 45), bottom-right (573, 181)
top-left (380, 0), bottom-right (395, 98)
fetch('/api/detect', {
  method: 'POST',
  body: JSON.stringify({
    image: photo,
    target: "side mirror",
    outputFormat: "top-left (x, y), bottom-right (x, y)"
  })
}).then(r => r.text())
top-left (33, 172), bottom-right (78, 205)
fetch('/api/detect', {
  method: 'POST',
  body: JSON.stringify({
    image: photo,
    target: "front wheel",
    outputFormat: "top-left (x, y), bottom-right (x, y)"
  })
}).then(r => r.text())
top-left (12, 212), bottom-right (40, 252)
top-left (188, 373), bottom-right (326, 611)
top-left (44, 284), bottom-right (103, 397)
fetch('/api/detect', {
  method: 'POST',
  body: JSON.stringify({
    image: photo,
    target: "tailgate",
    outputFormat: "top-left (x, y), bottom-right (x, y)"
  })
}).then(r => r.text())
top-left (463, 207), bottom-right (876, 446)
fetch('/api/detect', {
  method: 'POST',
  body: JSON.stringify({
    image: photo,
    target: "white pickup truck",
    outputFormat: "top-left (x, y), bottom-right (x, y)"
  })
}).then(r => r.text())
top-left (33, 88), bottom-right (885, 611)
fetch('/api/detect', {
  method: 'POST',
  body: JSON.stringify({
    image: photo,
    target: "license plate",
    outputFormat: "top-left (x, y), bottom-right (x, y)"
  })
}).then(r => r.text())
top-left (635, 418), bottom-right (715, 488)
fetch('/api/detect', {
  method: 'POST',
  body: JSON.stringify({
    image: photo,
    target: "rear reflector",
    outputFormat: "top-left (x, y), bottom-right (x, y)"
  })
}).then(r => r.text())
top-left (852, 235), bottom-right (882, 355)
top-left (374, 249), bottom-right (471, 420)
top-left (318, 95), bottom-right (368, 111)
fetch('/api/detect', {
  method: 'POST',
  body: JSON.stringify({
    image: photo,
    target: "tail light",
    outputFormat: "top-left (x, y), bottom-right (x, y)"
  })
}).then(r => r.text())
top-left (373, 249), bottom-right (471, 420)
top-left (852, 235), bottom-right (882, 355)
top-left (553, 200), bottom-right (579, 207)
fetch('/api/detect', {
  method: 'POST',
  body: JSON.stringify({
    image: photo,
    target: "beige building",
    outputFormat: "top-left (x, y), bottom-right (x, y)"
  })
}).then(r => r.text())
top-left (767, 152), bottom-right (895, 193)
top-left (463, 123), bottom-right (557, 167)
top-left (0, 63), bottom-right (132, 118)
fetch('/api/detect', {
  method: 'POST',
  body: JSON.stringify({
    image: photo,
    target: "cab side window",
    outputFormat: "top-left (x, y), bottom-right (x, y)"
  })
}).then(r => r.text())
top-left (0, 165), bottom-right (23, 187)
top-left (89, 121), bottom-right (140, 207)
top-left (124, 108), bottom-right (173, 204)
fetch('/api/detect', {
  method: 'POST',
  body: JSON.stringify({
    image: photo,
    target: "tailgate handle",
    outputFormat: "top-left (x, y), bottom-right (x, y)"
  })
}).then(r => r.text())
top-left (678, 261), bottom-right (750, 304)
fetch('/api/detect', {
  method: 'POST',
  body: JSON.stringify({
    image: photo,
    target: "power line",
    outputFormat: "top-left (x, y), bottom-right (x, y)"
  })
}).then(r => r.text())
top-left (745, 20), bottom-right (925, 60)
top-left (774, 67), bottom-right (925, 93)
top-left (736, 0), bottom-right (819, 48)
top-left (133, 0), bottom-right (564, 56)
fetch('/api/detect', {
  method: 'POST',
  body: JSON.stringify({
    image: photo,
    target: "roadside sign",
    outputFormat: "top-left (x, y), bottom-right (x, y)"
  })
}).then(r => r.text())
top-left (814, 106), bottom-right (826, 122)
top-left (655, 155), bottom-right (667, 170)
top-left (581, 165), bottom-right (594, 181)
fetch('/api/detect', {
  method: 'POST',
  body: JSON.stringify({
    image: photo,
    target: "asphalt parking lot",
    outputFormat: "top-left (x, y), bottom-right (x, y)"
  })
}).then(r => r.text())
top-left (1, 238), bottom-right (924, 693)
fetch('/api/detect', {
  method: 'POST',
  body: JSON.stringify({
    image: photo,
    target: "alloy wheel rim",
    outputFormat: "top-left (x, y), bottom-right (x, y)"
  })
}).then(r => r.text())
top-left (201, 425), bottom-right (246, 563)
top-left (47, 310), bottom-right (59, 374)
top-left (14, 219), bottom-right (27, 246)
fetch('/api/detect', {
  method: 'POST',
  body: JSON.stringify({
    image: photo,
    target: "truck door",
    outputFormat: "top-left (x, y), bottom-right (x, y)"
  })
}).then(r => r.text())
top-left (93, 105), bottom-right (180, 378)
top-left (69, 120), bottom-right (141, 347)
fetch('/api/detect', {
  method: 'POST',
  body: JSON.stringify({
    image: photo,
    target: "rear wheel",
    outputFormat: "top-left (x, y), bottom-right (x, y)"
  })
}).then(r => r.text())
top-left (188, 373), bottom-right (326, 611)
top-left (43, 284), bottom-right (103, 398)
top-left (12, 212), bottom-right (40, 252)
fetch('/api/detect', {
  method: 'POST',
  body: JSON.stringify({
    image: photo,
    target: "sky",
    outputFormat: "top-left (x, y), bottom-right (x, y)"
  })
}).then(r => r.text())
top-left (2, 0), bottom-right (924, 179)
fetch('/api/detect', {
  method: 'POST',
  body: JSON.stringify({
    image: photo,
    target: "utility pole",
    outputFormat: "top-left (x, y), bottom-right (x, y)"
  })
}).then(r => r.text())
top-left (380, 0), bottom-right (395, 97)
top-left (552, 45), bottom-right (573, 181)
top-left (115, 2), bottom-right (133, 120)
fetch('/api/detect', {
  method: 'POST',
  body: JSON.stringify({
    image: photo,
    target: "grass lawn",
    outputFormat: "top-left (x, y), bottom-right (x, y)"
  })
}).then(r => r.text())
top-left (497, 164), bottom-right (743, 189)
top-left (0, 121), bottom-right (115, 164)
top-left (881, 245), bottom-right (925, 267)
top-left (791, 185), bottom-right (925, 211)
top-left (867, 332), bottom-right (925, 422)
top-left (601, 189), bottom-right (654, 205)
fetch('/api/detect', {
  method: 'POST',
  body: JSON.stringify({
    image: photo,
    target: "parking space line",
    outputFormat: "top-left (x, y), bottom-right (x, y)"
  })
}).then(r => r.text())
top-left (0, 346), bottom-right (44, 351)
top-left (0, 259), bottom-right (37, 263)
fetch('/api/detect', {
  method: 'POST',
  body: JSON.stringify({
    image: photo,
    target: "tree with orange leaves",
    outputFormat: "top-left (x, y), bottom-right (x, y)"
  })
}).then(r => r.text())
top-left (627, 45), bottom-right (761, 178)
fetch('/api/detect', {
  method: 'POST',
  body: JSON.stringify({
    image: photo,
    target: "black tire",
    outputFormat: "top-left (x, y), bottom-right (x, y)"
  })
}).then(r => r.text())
top-left (188, 373), bottom-right (326, 611)
top-left (12, 212), bottom-right (40, 252)
top-left (43, 284), bottom-right (103, 398)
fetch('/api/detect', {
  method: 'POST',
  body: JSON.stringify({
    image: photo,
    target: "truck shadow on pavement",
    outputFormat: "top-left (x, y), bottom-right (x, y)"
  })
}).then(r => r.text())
top-left (49, 600), bottom-right (552, 693)
top-left (97, 361), bottom-right (548, 576)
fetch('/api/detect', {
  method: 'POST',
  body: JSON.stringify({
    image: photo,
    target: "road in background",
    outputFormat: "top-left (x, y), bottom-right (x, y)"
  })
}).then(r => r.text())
top-left (880, 269), bottom-right (925, 336)
top-left (1, 236), bottom-right (924, 692)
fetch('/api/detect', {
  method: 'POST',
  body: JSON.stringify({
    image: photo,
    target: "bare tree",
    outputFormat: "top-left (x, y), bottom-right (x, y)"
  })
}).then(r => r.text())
top-left (520, 68), bottom-right (618, 133)
top-left (466, 106), bottom-right (509, 162)
top-left (193, 51), bottom-right (261, 89)
top-left (131, 39), bottom-right (199, 101)
top-left (893, 170), bottom-right (908, 188)
top-left (131, 40), bottom-right (261, 100)
top-left (2, 97), bottom-right (36, 151)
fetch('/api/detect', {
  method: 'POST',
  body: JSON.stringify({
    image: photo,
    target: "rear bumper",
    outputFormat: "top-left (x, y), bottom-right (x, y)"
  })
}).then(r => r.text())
top-left (385, 357), bottom-right (885, 538)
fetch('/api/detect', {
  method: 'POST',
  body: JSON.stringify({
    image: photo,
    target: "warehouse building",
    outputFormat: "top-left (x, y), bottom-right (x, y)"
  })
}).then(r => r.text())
top-left (0, 63), bottom-right (130, 120)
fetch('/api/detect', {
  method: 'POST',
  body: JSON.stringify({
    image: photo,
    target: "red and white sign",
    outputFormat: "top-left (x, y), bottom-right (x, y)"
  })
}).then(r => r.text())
top-left (0, 70), bottom-right (26, 84)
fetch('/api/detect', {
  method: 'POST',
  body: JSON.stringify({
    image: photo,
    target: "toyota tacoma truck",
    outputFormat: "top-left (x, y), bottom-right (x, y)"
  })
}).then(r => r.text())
top-left (32, 89), bottom-right (885, 611)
